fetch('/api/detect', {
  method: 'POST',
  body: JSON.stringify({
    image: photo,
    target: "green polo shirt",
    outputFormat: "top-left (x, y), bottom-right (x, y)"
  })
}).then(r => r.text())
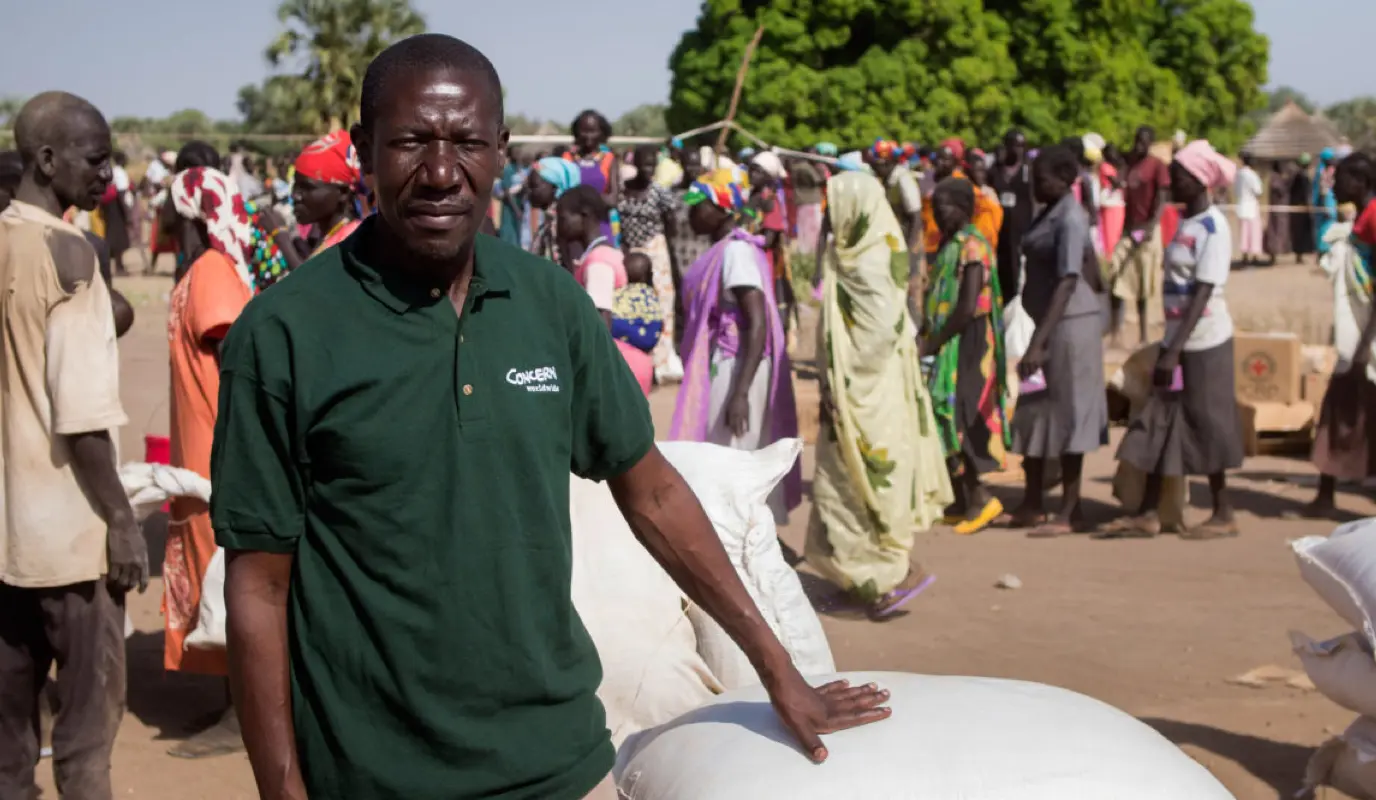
top-left (210, 219), bottom-right (654, 799)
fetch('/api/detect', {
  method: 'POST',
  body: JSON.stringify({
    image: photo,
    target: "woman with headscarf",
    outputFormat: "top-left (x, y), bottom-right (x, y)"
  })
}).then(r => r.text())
top-left (160, 165), bottom-right (259, 756)
top-left (921, 177), bottom-right (1010, 536)
top-left (804, 171), bottom-right (951, 618)
top-left (1005, 145), bottom-right (1108, 536)
top-left (1108, 140), bottom-right (1243, 540)
top-left (1315, 147), bottom-right (1340, 257)
top-left (620, 144), bottom-right (685, 382)
top-left (554, 185), bottom-right (653, 396)
top-left (526, 156), bottom-right (582, 262)
top-left (670, 171), bottom-right (801, 522)
top-left (1291, 153), bottom-right (1316, 264)
top-left (292, 129), bottom-right (363, 256)
top-left (1302, 153), bottom-right (1376, 517)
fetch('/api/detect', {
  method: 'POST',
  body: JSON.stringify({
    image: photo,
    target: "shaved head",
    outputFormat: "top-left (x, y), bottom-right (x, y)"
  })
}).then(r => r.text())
top-left (359, 34), bottom-right (504, 135)
top-left (12, 91), bottom-right (112, 213)
top-left (14, 91), bottom-right (108, 165)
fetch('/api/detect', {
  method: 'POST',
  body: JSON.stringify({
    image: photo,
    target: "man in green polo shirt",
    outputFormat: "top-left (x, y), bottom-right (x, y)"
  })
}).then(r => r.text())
top-left (211, 34), bottom-right (890, 800)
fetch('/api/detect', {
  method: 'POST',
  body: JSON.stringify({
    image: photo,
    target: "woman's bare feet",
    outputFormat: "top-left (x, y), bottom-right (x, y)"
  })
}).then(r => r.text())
top-left (1094, 511), bottom-right (1162, 539)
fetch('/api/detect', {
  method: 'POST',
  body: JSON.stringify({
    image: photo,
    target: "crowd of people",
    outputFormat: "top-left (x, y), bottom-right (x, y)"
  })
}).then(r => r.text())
top-left (2, 29), bottom-right (1375, 800)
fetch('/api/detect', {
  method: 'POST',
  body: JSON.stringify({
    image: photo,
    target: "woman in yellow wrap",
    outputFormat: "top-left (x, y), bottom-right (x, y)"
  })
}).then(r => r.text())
top-left (805, 171), bottom-right (952, 619)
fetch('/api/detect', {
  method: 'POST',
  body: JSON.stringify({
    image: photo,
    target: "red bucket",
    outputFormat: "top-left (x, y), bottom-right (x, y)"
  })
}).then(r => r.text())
top-left (144, 435), bottom-right (172, 512)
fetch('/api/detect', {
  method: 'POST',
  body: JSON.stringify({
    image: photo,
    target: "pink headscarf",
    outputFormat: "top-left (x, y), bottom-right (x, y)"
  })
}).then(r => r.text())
top-left (1174, 140), bottom-right (1236, 190)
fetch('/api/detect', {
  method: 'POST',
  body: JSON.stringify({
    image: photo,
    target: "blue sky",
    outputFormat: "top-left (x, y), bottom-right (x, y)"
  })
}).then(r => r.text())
top-left (0, 0), bottom-right (1367, 123)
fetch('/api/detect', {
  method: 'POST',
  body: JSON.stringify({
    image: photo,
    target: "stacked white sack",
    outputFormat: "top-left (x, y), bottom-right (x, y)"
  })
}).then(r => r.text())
top-left (1292, 519), bottom-right (1376, 798)
top-left (118, 463), bottom-right (214, 640)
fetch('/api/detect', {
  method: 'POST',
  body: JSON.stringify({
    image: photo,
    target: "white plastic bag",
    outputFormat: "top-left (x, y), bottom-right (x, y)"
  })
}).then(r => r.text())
top-left (616, 671), bottom-right (1233, 800)
top-left (1291, 631), bottom-right (1376, 717)
top-left (184, 548), bottom-right (227, 650)
top-left (1293, 520), bottom-right (1376, 650)
top-left (569, 475), bottom-right (721, 746)
top-left (1003, 295), bottom-right (1036, 363)
top-left (658, 440), bottom-right (835, 688)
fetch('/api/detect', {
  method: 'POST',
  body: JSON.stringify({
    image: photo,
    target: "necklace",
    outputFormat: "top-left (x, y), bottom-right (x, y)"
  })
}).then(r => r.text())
top-left (321, 216), bottom-right (352, 243)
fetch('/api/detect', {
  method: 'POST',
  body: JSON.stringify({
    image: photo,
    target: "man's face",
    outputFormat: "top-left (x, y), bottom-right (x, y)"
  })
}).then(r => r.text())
top-left (934, 148), bottom-right (957, 179)
top-left (1004, 133), bottom-right (1026, 164)
top-left (41, 115), bottom-right (113, 213)
top-left (1133, 129), bottom-right (1154, 156)
top-left (353, 66), bottom-right (508, 266)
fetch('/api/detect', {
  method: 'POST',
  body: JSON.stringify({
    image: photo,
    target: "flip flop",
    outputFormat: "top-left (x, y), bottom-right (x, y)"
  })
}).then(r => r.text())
top-left (1181, 520), bottom-right (1240, 541)
top-left (954, 498), bottom-right (1004, 536)
top-left (1027, 520), bottom-right (1073, 539)
top-left (868, 573), bottom-right (937, 619)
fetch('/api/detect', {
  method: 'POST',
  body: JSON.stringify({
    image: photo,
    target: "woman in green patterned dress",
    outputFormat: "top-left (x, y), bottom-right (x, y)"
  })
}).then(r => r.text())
top-left (804, 171), bottom-right (952, 619)
top-left (920, 178), bottom-right (1011, 536)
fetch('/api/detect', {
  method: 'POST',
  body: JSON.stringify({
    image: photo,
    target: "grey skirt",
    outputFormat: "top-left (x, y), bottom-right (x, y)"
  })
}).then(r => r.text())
top-left (1012, 312), bottom-right (1108, 458)
top-left (1116, 338), bottom-right (1244, 477)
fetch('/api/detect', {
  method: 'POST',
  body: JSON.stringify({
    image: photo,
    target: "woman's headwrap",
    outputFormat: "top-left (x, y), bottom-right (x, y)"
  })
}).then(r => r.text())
top-left (836, 151), bottom-right (868, 173)
top-left (170, 167), bottom-right (255, 291)
top-left (871, 139), bottom-right (899, 161)
top-left (535, 157), bottom-right (581, 198)
top-left (940, 137), bottom-right (966, 162)
top-left (814, 142), bottom-right (838, 157)
top-left (1173, 139), bottom-right (1237, 190)
top-left (682, 169), bottom-right (746, 209)
top-left (751, 151), bottom-right (785, 181)
top-left (294, 130), bottom-right (360, 186)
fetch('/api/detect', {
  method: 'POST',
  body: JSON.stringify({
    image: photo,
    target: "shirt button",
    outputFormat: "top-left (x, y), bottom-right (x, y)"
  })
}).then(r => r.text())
top-left (462, 384), bottom-right (474, 396)
top-left (430, 288), bottom-right (441, 298)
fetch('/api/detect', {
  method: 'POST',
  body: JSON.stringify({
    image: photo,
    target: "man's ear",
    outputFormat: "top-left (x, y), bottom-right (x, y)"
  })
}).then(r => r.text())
top-left (350, 124), bottom-right (372, 176)
top-left (35, 144), bottom-right (57, 181)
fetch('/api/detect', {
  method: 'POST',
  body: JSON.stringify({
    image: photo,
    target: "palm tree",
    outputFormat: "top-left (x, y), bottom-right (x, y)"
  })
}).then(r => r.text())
top-left (266, 0), bottom-right (426, 132)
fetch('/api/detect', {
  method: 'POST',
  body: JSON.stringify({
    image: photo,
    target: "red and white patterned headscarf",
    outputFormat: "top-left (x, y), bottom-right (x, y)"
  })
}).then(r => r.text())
top-left (170, 167), bottom-right (255, 290)
top-left (294, 130), bottom-right (361, 186)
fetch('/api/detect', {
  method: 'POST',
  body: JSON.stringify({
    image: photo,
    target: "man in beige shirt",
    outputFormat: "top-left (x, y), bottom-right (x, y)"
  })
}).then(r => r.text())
top-left (0, 91), bottom-right (148, 800)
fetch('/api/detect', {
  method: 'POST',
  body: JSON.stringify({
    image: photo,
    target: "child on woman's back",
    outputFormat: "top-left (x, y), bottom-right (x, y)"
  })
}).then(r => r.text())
top-left (611, 252), bottom-right (662, 354)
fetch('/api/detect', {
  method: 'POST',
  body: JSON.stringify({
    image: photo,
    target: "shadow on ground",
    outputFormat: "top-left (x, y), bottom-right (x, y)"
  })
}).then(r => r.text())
top-left (125, 631), bottom-right (227, 743)
top-left (1144, 717), bottom-right (1312, 799)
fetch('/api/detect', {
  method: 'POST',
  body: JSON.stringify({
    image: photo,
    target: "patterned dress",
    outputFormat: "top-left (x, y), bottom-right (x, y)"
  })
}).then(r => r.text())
top-left (923, 225), bottom-right (1010, 475)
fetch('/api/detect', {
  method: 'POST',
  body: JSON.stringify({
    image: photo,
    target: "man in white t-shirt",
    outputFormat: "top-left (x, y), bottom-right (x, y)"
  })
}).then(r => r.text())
top-left (1233, 155), bottom-right (1264, 265)
top-left (1163, 204), bottom-right (1233, 351)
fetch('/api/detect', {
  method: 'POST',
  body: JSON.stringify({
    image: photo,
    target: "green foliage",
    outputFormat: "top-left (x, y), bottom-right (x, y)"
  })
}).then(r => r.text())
top-left (668, 0), bottom-right (1269, 152)
top-left (265, 0), bottom-right (426, 131)
top-left (1266, 86), bottom-right (1315, 114)
top-left (237, 75), bottom-right (318, 135)
top-left (1325, 97), bottom-right (1376, 151)
top-left (614, 104), bottom-right (670, 138)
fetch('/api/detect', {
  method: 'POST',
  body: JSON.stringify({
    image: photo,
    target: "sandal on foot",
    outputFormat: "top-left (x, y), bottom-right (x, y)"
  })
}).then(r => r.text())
top-left (868, 573), bottom-right (937, 619)
top-left (1027, 520), bottom-right (1073, 539)
top-left (1181, 520), bottom-right (1239, 541)
top-left (954, 498), bottom-right (1004, 536)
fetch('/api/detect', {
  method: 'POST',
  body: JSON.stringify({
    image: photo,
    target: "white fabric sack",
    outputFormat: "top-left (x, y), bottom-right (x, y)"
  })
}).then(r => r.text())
top-left (1303, 715), bottom-right (1376, 799)
top-left (118, 462), bottom-right (212, 522)
top-left (569, 475), bottom-right (721, 746)
top-left (1003, 294), bottom-right (1036, 363)
top-left (616, 671), bottom-right (1232, 800)
top-left (1293, 520), bottom-right (1376, 649)
top-left (658, 439), bottom-right (835, 688)
top-left (184, 548), bottom-right (227, 650)
top-left (1291, 631), bottom-right (1376, 717)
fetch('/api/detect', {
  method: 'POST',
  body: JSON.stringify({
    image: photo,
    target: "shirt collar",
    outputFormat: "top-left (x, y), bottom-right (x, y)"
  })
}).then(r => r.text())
top-left (3, 199), bottom-right (80, 233)
top-left (342, 216), bottom-right (512, 313)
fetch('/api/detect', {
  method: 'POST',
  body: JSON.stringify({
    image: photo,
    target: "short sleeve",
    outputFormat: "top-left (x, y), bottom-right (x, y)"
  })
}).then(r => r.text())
top-left (211, 321), bottom-right (305, 553)
top-left (583, 260), bottom-right (616, 310)
top-left (1193, 215), bottom-right (1231, 286)
top-left (722, 241), bottom-right (765, 292)
top-left (654, 186), bottom-right (680, 215)
top-left (1056, 206), bottom-right (1089, 278)
top-left (188, 252), bottom-right (252, 342)
top-left (47, 271), bottom-right (127, 435)
top-left (1156, 159), bottom-right (1172, 189)
top-left (568, 290), bottom-right (654, 480)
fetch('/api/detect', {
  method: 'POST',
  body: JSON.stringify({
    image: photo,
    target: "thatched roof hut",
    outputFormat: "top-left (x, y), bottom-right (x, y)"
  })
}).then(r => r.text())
top-left (1242, 102), bottom-right (1341, 160)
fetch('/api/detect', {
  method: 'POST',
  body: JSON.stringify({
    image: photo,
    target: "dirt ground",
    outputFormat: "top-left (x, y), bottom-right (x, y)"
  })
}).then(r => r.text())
top-left (34, 255), bottom-right (1373, 800)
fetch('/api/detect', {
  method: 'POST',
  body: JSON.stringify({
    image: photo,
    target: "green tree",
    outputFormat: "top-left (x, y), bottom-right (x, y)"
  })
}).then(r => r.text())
top-left (237, 75), bottom-right (317, 134)
top-left (266, 0), bottom-right (426, 131)
top-left (1326, 97), bottom-right (1376, 151)
top-left (667, 0), bottom-right (1016, 150)
top-left (0, 96), bottom-right (24, 128)
top-left (615, 104), bottom-right (669, 138)
top-left (668, 0), bottom-right (1268, 152)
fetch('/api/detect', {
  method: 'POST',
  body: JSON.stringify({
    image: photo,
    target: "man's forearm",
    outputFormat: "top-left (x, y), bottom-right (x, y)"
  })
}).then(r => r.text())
top-left (225, 550), bottom-right (307, 800)
top-left (67, 431), bottom-right (136, 526)
top-left (610, 451), bottom-right (791, 675)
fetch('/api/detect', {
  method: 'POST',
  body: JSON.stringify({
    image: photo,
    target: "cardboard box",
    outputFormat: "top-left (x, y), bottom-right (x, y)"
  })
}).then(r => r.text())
top-left (1237, 400), bottom-right (1315, 457)
top-left (1235, 332), bottom-right (1303, 404)
top-left (1303, 372), bottom-right (1331, 404)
